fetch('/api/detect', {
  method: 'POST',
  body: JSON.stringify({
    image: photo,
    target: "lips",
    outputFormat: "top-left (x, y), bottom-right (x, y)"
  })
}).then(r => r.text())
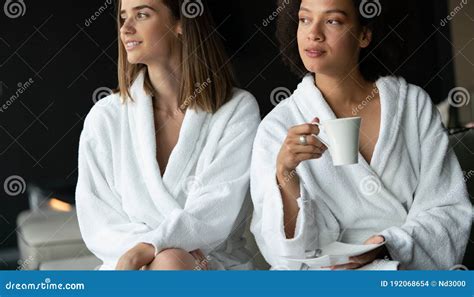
top-left (305, 48), bottom-right (326, 58)
top-left (124, 40), bottom-right (142, 50)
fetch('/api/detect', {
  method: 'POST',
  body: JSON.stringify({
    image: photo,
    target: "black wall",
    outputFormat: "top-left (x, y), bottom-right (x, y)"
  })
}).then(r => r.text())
top-left (0, 0), bottom-right (458, 249)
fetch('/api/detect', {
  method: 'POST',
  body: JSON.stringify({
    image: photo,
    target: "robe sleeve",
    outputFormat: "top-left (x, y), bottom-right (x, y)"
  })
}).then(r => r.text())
top-left (142, 96), bottom-right (261, 256)
top-left (76, 107), bottom-right (157, 268)
top-left (249, 119), bottom-right (340, 269)
top-left (379, 88), bottom-right (472, 269)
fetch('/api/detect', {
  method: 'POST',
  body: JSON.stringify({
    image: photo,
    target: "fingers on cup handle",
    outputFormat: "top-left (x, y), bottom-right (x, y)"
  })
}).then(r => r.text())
top-left (310, 135), bottom-right (328, 151)
top-left (310, 118), bottom-right (321, 136)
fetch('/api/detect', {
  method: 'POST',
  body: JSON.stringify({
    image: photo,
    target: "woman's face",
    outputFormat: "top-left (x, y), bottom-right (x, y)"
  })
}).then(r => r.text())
top-left (119, 0), bottom-right (182, 65)
top-left (297, 0), bottom-right (371, 76)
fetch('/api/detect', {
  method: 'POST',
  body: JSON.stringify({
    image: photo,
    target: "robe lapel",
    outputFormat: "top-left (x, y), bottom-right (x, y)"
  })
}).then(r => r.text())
top-left (370, 76), bottom-right (406, 176)
top-left (162, 107), bottom-right (211, 199)
top-left (129, 72), bottom-right (182, 216)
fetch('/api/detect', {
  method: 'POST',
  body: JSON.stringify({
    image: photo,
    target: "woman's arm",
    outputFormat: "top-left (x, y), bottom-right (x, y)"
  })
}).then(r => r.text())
top-left (250, 117), bottom-right (340, 268)
top-left (276, 119), bottom-right (327, 238)
top-left (76, 117), bottom-right (157, 268)
top-left (277, 171), bottom-right (301, 239)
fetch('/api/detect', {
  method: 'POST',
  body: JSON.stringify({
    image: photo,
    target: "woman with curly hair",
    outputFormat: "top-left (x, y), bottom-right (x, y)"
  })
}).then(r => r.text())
top-left (250, 0), bottom-right (471, 270)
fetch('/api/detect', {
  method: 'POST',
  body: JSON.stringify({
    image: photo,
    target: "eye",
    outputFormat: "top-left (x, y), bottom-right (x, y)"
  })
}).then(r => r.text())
top-left (299, 17), bottom-right (310, 24)
top-left (136, 12), bottom-right (148, 20)
top-left (327, 19), bottom-right (341, 25)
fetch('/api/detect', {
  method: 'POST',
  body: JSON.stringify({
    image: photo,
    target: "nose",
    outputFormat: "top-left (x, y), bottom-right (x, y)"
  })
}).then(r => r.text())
top-left (120, 17), bottom-right (136, 36)
top-left (307, 23), bottom-right (324, 42)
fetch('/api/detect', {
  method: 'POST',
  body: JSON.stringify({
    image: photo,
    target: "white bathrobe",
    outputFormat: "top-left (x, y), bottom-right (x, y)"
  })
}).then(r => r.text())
top-left (75, 72), bottom-right (261, 270)
top-left (250, 74), bottom-right (472, 270)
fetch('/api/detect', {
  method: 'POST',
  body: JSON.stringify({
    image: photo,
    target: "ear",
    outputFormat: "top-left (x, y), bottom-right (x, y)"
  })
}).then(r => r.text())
top-left (174, 21), bottom-right (183, 35)
top-left (359, 27), bottom-right (372, 49)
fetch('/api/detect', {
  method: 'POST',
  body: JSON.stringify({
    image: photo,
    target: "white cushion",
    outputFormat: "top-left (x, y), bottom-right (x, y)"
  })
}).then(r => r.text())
top-left (16, 208), bottom-right (93, 269)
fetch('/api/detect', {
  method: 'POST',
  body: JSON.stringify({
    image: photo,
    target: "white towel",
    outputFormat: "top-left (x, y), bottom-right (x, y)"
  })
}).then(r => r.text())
top-left (76, 71), bottom-right (261, 270)
top-left (250, 74), bottom-right (472, 270)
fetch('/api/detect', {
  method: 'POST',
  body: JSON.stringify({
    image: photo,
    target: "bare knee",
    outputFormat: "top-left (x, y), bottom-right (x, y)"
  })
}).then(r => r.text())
top-left (144, 248), bottom-right (196, 270)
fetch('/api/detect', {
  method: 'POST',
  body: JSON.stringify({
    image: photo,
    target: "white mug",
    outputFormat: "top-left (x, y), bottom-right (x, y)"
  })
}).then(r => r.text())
top-left (312, 117), bottom-right (361, 166)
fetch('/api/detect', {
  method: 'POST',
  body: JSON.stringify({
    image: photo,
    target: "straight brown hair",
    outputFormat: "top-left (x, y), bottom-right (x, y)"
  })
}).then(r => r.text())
top-left (117, 0), bottom-right (236, 113)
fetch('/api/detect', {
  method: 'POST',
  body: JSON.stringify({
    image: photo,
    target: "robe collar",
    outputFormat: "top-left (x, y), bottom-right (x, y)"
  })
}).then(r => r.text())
top-left (129, 71), bottom-right (211, 215)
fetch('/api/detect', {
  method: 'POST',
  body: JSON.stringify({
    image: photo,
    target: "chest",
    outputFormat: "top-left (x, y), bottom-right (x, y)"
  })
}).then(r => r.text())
top-left (153, 111), bottom-right (184, 175)
top-left (358, 105), bottom-right (381, 164)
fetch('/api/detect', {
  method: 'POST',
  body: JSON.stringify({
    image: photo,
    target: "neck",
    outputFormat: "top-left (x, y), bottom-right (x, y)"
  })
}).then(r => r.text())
top-left (147, 59), bottom-right (182, 114)
top-left (314, 70), bottom-right (374, 109)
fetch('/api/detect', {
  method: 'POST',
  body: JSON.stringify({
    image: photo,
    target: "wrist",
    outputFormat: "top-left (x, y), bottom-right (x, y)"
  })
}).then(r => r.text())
top-left (276, 165), bottom-right (295, 181)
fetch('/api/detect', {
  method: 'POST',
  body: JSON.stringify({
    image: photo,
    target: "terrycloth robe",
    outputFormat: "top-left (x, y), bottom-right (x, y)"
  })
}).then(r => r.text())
top-left (76, 72), bottom-right (261, 270)
top-left (250, 74), bottom-right (472, 270)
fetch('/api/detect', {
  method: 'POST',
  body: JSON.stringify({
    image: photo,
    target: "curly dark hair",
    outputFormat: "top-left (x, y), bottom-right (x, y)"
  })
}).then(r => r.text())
top-left (276, 0), bottom-right (402, 82)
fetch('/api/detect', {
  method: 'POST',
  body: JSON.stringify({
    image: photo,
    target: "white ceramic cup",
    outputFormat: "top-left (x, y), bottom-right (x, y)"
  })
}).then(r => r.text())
top-left (312, 117), bottom-right (361, 166)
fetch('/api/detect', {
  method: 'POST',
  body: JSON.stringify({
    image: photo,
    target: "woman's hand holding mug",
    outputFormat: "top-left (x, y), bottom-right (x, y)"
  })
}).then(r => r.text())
top-left (276, 117), bottom-right (328, 176)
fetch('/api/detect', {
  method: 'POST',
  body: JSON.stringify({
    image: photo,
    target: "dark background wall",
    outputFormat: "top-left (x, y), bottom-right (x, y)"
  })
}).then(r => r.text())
top-left (0, 0), bottom-right (457, 252)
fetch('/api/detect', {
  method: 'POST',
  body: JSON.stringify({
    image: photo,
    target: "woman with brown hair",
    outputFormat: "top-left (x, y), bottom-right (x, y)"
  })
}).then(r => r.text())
top-left (76, 0), bottom-right (260, 270)
top-left (250, 0), bottom-right (471, 270)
